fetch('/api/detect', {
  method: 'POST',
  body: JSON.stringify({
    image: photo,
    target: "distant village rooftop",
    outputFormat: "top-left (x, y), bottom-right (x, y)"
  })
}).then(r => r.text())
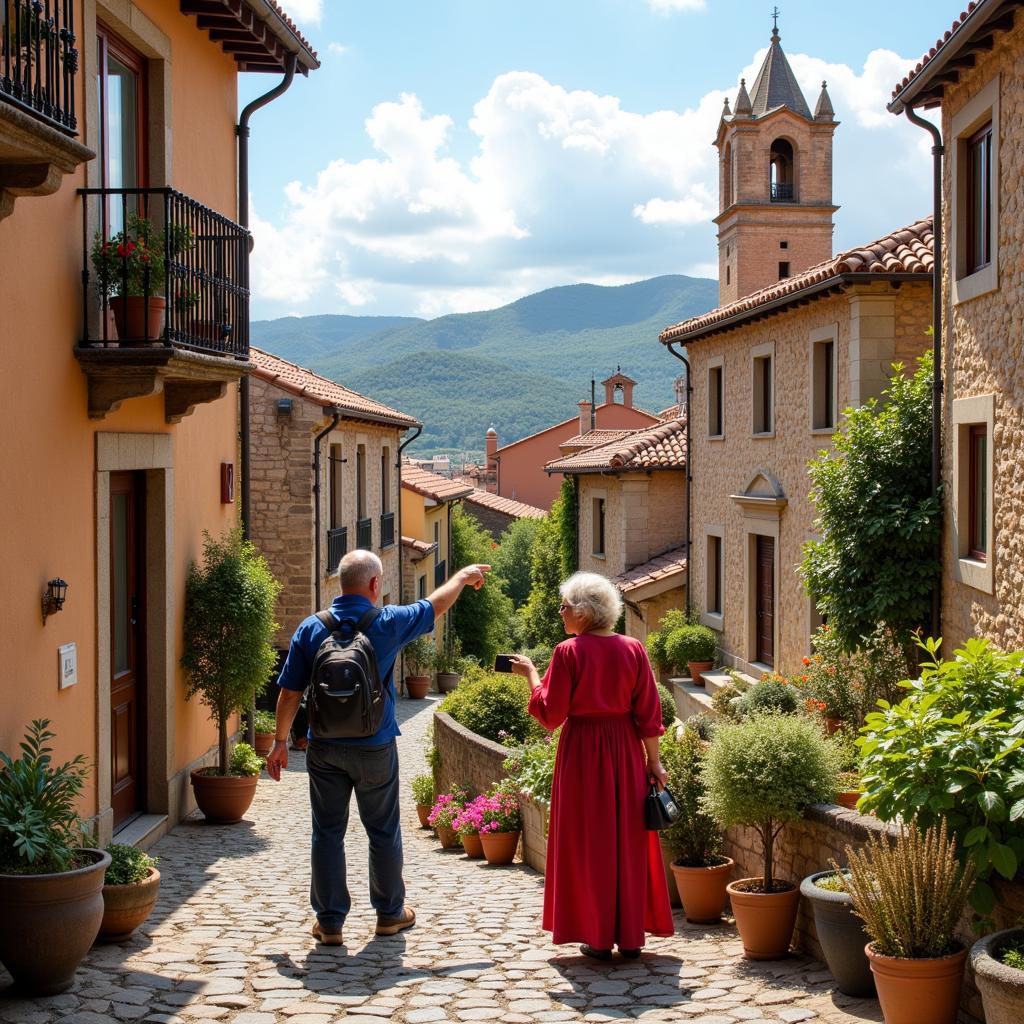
top-left (400, 461), bottom-right (475, 503)
top-left (463, 489), bottom-right (546, 521)
top-left (660, 216), bottom-right (934, 345)
top-left (545, 417), bottom-right (686, 474)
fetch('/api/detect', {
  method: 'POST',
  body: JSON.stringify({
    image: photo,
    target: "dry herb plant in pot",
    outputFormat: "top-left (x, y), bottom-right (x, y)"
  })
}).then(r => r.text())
top-left (98, 844), bottom-right (160, 942)
top-left (970, 928), bottom-right (1024, 1024)
top-left (843, 818), bottom-right (974, 1024)
top-left (661, 724), bottom-right (732, 924)
top-left (703, 713), bottom-right (838, 959)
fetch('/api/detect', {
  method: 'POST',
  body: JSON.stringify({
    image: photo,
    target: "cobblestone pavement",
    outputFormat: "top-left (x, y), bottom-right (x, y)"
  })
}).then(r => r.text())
top-left (0, 699), bottom-right (883, 1024)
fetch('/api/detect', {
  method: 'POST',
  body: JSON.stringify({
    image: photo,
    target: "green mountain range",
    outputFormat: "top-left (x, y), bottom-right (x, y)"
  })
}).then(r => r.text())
top-left (250, 275), bottom-right (717, 454)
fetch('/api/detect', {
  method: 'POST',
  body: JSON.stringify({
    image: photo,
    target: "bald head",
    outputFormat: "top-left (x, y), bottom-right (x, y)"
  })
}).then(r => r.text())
top-left (339, 550), bottom-right (384, 594)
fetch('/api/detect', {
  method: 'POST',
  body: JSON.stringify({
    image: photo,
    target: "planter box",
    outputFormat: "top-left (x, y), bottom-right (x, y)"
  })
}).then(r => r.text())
top-left (520, 793), bottom-right (549, 873)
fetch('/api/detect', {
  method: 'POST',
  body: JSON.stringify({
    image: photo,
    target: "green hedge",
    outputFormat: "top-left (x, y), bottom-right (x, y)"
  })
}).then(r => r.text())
top-left (438, 669), bottom-right (546, 745)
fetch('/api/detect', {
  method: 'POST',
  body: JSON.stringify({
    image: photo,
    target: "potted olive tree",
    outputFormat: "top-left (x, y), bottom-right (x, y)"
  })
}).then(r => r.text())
top-left (97, 844), bottom-right (160, 942)
top-left (403, 635), bottom-right (435, 699)
top-left (665, 624), bottom-right (718, 685)
top-left (703, 713), bottom-right (838, 959)
top-left (434, 633), bottom-right (464, 694)
top-left (0, 720), bottom-right (111, 994)
top-left (182, 528), bottom-right (281, 823)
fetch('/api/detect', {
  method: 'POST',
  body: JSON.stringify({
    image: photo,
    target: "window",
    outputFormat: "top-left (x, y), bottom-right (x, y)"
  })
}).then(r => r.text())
top-left (381, 447), bottom-right (391, 513)
top-left (752, 349), bottom-right (773, 435)
top-left (769, 138), bottom-right (794, 201)
top-left (418, 575), bottom-right (427, 600)
top-left (968, 424), bottom-right (988, 561)
top-left (811, 337), bottom-right (836, 430)
top-left (778, 261), bottom-right (790, 279)
top-left (707, 362), bottom-right (724, 438)
top-left (780, 240), bottom-right (789, 249)
top-left (707, 534), bottom-right (722, 615)
top-left (329, 443), bottom-right (343, 528)
top-left (726, 265), bottom-right (731, 286)
top-left (356, 444), bottom-right (366, 519)
top-left (433, 521), bottom-right (440, 565)
top-left (965, 123), bottom-right (993, 275)
top-left (592, 498), bottom-right (606, 556)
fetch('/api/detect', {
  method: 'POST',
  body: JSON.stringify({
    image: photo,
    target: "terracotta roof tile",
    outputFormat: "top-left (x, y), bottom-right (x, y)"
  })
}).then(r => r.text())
top-left (463, 489), bottom-right (546, 520)
top-left (251, 349), bottom-right (419, 428)
top-left (613, 547), bottom-right (688, 595)
top-left (266, 0), bottom-right (319, 64)
top-left (546, 418), bottom-right (686, 473)
top-left (495, 403), bottom-right (661, 454)
top-left (657, 404), bottom-right (683, 421)
top-left (559, 429), bottom-right (634, 453)
top-left (400, 462), bottom-right (475, 503)
top-left (661, 217), bottom-right (933, 344)
top-left (402, 536), bottom-right (437, 558)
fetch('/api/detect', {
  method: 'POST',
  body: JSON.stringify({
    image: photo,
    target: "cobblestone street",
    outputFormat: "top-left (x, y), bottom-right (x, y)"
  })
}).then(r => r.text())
top-left (0, 700), bottom-right (882, 1024)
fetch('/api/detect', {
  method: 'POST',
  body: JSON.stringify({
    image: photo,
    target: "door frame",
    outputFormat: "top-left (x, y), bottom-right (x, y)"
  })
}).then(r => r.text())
top-left (754, 534), bottom-right (775, 667)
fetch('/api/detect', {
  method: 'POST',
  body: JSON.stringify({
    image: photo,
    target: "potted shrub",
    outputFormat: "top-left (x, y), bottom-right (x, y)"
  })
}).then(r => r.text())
top-left (427, 786), bottom-right (467, 849)
top-left (827, 729), bottom-right (863, 810)
top-left (182, 528), bottom-right (281, 823)
top-left (97, 844), bottom-right (160, 942)
top-left (403, 635), bottom-right (435, 699)
top-left (252, 709), bottom-right (277, 757)
top-left (452, 795), bottom-right (486, 859)
top-left (661, 726), bottom-right (732, 924)
top-left (411, 773), bottom-right (434, 829)
top-left (970, 928), bottom-right (1024, 1024)
top-left (703, 713), bottom-right (838, 959)
top-left (799, 870), bottom-right (874, 997)
top-left (665, 624), bottom-right (717, 685)
top-left (844, 819), bottom-right (975, 1024)
top-left (477, 781), bottom-right (522, 866)
top-left (434, 634), bottom-right (463, 694)
top-left (0, 720), bottom-right (112, 994)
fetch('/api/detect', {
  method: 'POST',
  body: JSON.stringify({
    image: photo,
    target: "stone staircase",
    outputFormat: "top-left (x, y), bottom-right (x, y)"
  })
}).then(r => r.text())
top-left (669, 667), bottom-right (760, 724)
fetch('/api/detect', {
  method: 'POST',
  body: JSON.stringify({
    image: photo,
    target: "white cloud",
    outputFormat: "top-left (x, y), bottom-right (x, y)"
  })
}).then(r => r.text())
top-left (280, 0), bottom-right (322, 24)
top-left (327, 42), bottom-right (349, 57)
top-left (251, 49), bottom-right (932, 319)
top-left (648, 0), bottom-right (707, 12)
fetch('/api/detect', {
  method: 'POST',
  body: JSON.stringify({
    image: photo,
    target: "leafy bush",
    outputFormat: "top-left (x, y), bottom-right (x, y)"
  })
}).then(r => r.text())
top-left (0, 720), bottom-right (90, 873)
top-left (492, 517), bottom-right (541, 608)
top-left (518, 645), bottom-right (553, 674)
top-left (665, 624), bottom-right (717, 671)
top-left (104, 843), bottom-right (157, 886)
top-left (439, 671), bottom-right (545, 744)
top-left (711, 681), bottom-right (746, 719)
top-left (403, 635), bottom-right (435, 676)
top-left (735, 675), bottom-right (800, 717)
top-left (229, 743), bottom-right (264, 778)
top-left (503, 734), bottom-right (558, 803)
top-left (685, 712), bottom-right (716, 742)
top-left (801, 352), bottom-right (940, 650)
top-left (411, 773), bottom-right (435, 807)
top-left (252, 710), bottom-right (276, 734)
top-left (182, 529), bottom-right (281, 774)
top-left (657, 683), bottom-right (677, 729)
top-left (858, 636), bottom-right (1024, 919)
top-left (842, 818), bottom-right (975, 959)
top-left (433, 633), bottom-right (463, 674)
top-left (520, 483), bottom-right (575, 647)
top-left (661, 727), bottom-right (722, 867)
top-left (703, 714), bottom-right (839, 889)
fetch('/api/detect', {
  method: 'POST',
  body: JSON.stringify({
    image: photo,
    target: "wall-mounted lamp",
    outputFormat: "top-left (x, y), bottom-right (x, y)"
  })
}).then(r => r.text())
top-left (42, 578), bottom-right (68, 624)
top-left (276, 397), bottom-right (293, 416)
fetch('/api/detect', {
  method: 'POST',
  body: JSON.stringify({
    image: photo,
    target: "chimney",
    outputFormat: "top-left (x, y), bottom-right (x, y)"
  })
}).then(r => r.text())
top-left (578, 400), bottom-right (593, 434)
top-left (485, 426), bottom-right (498, 493)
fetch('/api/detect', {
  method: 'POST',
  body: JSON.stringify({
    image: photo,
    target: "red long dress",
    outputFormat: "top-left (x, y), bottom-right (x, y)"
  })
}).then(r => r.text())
top-left (528, 633), bottom-right (674, 949)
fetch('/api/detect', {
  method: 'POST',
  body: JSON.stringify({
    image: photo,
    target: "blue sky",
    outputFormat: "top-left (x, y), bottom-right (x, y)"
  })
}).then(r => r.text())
top-left (242, 0), bottom-right (946, 320)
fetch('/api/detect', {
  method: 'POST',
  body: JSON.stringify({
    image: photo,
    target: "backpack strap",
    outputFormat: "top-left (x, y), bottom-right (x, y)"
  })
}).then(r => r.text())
top-left (355, 607), bottom-right (382, 634)
top-left (315, 610), bottom-right (339, 632)
top-left (315, 607), bottom-right (380, 635)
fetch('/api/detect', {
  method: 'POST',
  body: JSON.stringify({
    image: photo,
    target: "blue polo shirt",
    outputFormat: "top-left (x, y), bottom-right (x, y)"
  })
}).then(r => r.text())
top-left (276, 594), bottom-right (435, 746)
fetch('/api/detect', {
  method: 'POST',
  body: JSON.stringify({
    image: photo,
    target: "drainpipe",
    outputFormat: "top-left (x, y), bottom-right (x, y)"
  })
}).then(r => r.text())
top-left (903, 105), bottom-right (944, 642)
top-left (312, 408), bottom-right (342, 609)
top-left (665, 342), bottom-right (692, 618)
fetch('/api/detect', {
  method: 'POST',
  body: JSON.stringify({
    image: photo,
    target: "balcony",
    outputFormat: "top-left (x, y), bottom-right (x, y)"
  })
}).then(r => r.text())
top-left (380, 511), bottom-right (395, 549)
top-left (770, 182), bottom-right (794, 202)
top-left (75, 186), bottom-right (251, 421)
top-left (327, 526), bottom-right (348, 573)
top-left (356, 517), bottom-right (372, 550)
top-left (1, 0), bottom-right (92, 220)
top-left (434, 560), bottom-right (447, 588)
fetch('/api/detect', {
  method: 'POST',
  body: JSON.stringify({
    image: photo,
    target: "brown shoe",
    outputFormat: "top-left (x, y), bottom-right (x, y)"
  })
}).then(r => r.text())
top-left (312, 920), bottom-right (344, 945)
top-left (375, 906), bottom-right (416, 936)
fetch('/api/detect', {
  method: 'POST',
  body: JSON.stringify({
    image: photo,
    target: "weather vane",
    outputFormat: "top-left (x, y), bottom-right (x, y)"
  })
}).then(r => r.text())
top-left (772, 6), bottom-right (780, 31)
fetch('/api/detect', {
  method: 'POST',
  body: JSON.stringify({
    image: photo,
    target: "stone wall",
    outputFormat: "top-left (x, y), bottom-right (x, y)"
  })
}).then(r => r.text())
top-left (433, 711), bottom-right (510, 799)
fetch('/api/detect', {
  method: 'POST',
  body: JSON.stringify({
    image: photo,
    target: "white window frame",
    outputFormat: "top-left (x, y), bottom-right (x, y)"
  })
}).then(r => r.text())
top-left (701, 524), bottom-right (725, 631)
top-left (707, 356), bottom-right (725, 440)
top-left (809, 324), bottom-right (838, 435)
top-left (751, 341), bottom-right (775, 437)
top-left (951, 393), bottom-right (995, 594)
top-left (951, 75), bottom-right (1000, 305)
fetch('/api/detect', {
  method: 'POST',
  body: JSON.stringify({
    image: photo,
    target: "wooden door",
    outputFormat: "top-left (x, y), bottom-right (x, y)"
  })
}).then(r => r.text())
top-left (755, 535), bottom-right (775, 667)
top-left (110, 472), bottom-right (146, 828)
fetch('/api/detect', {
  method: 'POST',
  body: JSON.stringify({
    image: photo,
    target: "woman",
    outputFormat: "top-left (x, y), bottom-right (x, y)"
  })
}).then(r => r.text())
top-left (511, 571), bottom-right (674, 960)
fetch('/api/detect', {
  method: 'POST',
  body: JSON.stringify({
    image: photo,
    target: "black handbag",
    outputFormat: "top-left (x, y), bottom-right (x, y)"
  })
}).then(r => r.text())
top-left (644, 783), bottom-right (680, 831)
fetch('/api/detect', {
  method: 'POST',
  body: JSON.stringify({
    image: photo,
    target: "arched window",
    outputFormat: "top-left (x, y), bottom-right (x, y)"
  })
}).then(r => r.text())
top-left (723, 141), bottom-right (733, 207)
top-left (769, 138), bottom-right (795, 201)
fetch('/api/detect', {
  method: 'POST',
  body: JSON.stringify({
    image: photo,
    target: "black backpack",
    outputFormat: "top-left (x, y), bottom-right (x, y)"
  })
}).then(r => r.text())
top-left (307, 608), bottom-right (386, 739)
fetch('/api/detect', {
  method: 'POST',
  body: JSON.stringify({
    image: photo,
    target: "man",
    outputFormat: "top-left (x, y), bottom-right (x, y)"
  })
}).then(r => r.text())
top-left (266, 549), bottom-right (490, 946)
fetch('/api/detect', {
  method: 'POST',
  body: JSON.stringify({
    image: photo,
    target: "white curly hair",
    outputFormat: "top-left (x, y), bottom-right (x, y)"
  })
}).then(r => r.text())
top-left (560, 571), bottom-right (623, 631)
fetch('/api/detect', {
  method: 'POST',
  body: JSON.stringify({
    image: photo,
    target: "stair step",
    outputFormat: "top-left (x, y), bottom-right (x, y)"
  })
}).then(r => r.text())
top-left (670, 680), bottom-right (716, 722)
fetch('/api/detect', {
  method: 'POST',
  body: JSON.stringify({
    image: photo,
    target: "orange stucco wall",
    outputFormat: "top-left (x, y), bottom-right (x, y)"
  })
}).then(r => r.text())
top-left (495, 403), bottom-right (662, 509)
top-left (0, 1), bottom-right (242, 822)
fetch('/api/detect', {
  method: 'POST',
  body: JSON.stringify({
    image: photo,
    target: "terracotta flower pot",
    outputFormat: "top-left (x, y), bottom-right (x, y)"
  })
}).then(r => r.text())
top-left (800, 871), bottom-right (874, 997)
top-left (190, 769), bottom-right (259, 824)
top-left (726, 878), bottom-right (800, 959)
top-left (110, 295), bottom-right (166, 342)
top-left (405, 675), bottom-right (431, 699)
top-left (436, 672), bottom-right (460, 694)
top-left (253, 731), bottom-right (275, 756)
top-left (480, 830), bottom-right (520, 865)
top-left (416, 804), bottom-right (432, 828)
top-left (970, 927), bottom-right (1024, 1024)
top-left (687, 660), bottom-right (714, 686)
top-left (866, 942), bottom-right (966, 1024)
top-left (824, 717), bottom-right (843, 736)
top-left (0, 848), bottom-right (111, 995)
top-left (671, 857), bottom-right (734, 924)
top-left (837, 791), bottom-right (862, 810)
top-left (98, 866), bottom-right (161, 942)
top-left (435, 825), bottom-right (461, 849)
top-left (461, 832), bottom-right (485, 859)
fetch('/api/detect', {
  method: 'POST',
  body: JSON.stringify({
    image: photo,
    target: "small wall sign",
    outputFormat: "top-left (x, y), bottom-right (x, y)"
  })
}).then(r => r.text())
top-left (58, 642), bottom-right (77, 690)
top-left (221, 462), bottom-right (235, 504)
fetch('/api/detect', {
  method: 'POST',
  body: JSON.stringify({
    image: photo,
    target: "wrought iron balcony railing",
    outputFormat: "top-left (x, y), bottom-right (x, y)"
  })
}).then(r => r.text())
top-left (1, 0), bottom-right (79, 135)
top-left (434, 560), bottom-right (447, 588)
top-left (380, 511), bottom-right (395, 549)
top-left (356, 517), bottom-right (372, 551)
top-left (327, 526), bottom-right (348, 573)
top-left (79, 186), bottom-right (250, 358)
top-left (770, 182), bottom-right (794, 202)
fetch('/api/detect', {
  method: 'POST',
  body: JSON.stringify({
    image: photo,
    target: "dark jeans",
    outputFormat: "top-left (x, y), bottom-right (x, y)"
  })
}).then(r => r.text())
top-left (307, 739), bottom-right (405, 928)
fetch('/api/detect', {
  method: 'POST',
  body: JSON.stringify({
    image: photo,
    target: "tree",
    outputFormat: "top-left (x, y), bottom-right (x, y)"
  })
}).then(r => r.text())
top-left (492, 517), bottom-right (541, 608)
top-left (520, 505), bottom-right (566, 648)
top-left (450, 506), bottom-right (513, 665)
top-left (554, 477), bottom-right (578, 577)
top-left (800, 352), bottom-right (940, 652)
